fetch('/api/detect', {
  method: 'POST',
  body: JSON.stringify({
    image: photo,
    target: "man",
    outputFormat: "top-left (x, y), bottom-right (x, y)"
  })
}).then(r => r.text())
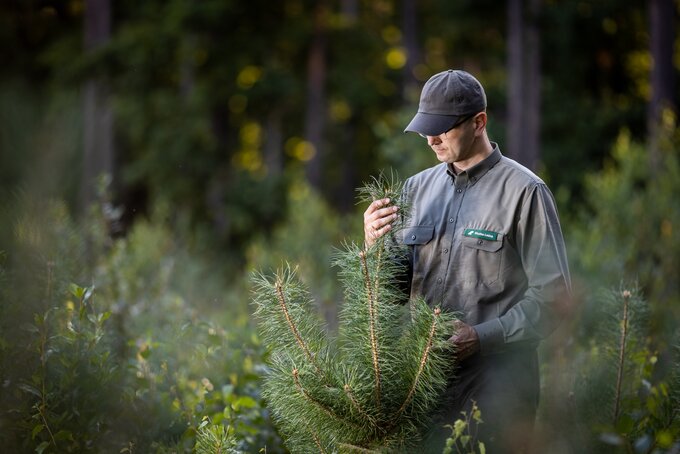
top-left (363, 69), bottom-right (571, 452)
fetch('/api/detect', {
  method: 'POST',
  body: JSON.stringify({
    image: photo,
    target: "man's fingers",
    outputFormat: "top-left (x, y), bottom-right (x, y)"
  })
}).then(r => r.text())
top-left (372, 211), bottom-right (398, 230)
top-left (364, 198), bottom-right (391, 218)
top-left (364, 198), bottom-right (399, 248)
top-left (375, 205), bottom-right (399, 220)
top-left (367, 222), bottom-right (392, 240)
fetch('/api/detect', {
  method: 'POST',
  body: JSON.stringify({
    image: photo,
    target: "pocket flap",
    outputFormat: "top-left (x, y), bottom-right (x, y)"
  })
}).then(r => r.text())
top-left (462, 233), bottom-right (504, 252)
top-left (403, 225), bottom-right (434, 245)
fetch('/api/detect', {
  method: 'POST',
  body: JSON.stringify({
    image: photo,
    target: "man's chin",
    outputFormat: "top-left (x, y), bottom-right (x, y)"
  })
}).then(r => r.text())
top-left (433, 152), bottom-right (450, 163)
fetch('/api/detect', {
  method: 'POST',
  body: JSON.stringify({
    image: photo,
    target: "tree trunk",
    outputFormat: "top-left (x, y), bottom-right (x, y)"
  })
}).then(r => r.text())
top-left (524, 0), bottom-right (541, 172)
top-left (304, 1), bottom-right (328, 190)
top-left (648, 0), bottom-right (676, 171)
top-left (506, 0), bottom-right (542, 172)
top-left (180, 35), bottom-right (196, 100)
top-left (81, 0), bottom-right (114, 213)
top-left (506, 0), bottom-right (524, 165)
top-left (402, 0), bottom-right (421, 101)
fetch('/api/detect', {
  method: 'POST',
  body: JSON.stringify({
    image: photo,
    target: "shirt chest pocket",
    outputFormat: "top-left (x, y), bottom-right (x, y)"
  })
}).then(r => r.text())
top-left (403, 225), bottom-right (434, 246)
top-left (403, 225), bottom-right (435, 283)
top-left (460, 233), bottom-right (504, 285)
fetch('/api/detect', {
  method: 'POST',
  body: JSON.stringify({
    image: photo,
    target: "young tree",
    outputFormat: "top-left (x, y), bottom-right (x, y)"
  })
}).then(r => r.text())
top-left (252, 176), bottom-right (458, 452)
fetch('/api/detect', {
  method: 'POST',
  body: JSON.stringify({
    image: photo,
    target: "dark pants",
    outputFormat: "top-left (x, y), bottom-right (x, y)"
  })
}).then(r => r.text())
top-left (423, 349), bottom-right (539, 453)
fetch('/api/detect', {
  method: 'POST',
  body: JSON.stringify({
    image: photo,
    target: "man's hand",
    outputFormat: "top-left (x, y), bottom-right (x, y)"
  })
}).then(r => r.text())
top-left (363, 198), bottom-right (399, 248)
top-left (449, 321), bottom-right (481, 361)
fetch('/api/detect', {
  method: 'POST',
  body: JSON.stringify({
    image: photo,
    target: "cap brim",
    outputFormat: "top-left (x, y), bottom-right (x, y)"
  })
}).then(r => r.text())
top-left (404, 112), bottom-right (460, 136)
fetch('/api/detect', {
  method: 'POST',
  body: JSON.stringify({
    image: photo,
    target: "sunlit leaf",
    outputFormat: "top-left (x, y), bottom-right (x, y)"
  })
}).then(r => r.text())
top-left (69, 283), bottom-right (85, 299)
top-left (31, 424), bottom-right (44, 440)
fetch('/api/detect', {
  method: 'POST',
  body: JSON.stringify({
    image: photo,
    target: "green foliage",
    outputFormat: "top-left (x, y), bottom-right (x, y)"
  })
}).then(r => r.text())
top-left (538, 286), bottom-right (679, 453)
top-left (194, 417), bottom-right (238, 454)
top-left (252, 175), bottom-right (459, 452)
top-left (246, 177), bottom-right (355, 328)
top-left (13, 283), bottom-right (118, 453)
top-left (534, 126), bottom-right (680, 453)
top-left (572, 288), bottom-right (652, 444)
top-left (568, 126), bottom-right (680, 327)
top-left (0, 197), bottom-right (283, 453)
top-left (2, 2), bottom-right (679, 452)
top-left (442, 401), bottom-right (486, 454)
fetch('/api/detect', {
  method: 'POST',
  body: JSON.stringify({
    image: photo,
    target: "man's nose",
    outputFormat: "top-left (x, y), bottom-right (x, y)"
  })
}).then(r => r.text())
top-left (427, 135), bottom-right (441, 146)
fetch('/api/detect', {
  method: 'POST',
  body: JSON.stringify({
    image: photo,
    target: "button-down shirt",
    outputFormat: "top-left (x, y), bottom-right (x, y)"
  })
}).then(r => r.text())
top-left (399, 144), bottom-right (571, 354)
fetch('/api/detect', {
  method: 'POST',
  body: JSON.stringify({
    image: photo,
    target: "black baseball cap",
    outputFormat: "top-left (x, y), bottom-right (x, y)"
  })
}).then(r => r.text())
top-left (404, 69), bottom-right (487, 136)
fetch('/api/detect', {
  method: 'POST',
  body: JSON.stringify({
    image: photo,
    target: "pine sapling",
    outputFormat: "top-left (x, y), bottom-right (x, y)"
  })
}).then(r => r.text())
top-left (252, 173), bottom-right (459, 452)
top-left (613, 289), bottom-right (631, 425)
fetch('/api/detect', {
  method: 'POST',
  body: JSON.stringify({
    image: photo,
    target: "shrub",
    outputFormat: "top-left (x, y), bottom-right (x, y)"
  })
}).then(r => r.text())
top-left (0, 196), bottom-right (283, 452)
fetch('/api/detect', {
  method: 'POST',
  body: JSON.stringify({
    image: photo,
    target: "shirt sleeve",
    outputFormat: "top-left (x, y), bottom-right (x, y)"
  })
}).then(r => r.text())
top-left (474, 182), bottom-right (572, 355)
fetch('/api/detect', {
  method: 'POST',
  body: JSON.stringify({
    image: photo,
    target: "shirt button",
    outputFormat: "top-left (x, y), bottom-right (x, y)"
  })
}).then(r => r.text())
top-left (443, 248), bottom-right (449, 253)
top-left (477, 239), bottom-right (484, 245)
top-left (449, 218), bottom-right (454, 223)
top-left (437, 277), bottom-right (442, 283)
top-left (411, 234), bottom-right (416, 240)
top-left (471, 176), bottom-right (477, 182)
top-left (456, 188), bottom-right (462, 193)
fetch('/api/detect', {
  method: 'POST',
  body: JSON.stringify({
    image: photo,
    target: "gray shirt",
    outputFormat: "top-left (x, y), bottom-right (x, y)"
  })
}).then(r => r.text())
top-left (400, 144), bottom-right (571, 355)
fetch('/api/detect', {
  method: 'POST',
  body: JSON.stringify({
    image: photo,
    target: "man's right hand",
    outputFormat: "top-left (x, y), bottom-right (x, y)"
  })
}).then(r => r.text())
top-left (363, 198), bottom-right (399, 248)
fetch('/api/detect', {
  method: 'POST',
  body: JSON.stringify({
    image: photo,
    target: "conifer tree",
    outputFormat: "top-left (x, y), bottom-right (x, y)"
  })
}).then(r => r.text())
top-left (252, 175), bottom-right (459, 452)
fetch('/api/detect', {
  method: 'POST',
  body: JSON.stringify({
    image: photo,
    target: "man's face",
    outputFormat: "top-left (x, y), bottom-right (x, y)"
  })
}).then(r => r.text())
top-left (423, 114), bottom-right (480, 166)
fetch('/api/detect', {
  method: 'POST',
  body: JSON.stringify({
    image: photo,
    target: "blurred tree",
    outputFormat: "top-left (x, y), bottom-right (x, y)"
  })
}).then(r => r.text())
top-left (2, 0), bottom-right (676, 275)
top-left (402, 0), bottom-right (421, 100)
top-left (304, 0), bottom-right (329, 191)
top-left (506, 0), bottom-right (541, 171)
top-left (81, 0), bottom-right (114, 216)
top-left (648, 0), bottom-right (676, 170)
top-left (540, 0), bottom-right (651, 202)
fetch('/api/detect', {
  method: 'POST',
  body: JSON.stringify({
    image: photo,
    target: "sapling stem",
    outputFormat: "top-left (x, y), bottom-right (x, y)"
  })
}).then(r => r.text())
top-left (613, 290), bottom-right (631, 424)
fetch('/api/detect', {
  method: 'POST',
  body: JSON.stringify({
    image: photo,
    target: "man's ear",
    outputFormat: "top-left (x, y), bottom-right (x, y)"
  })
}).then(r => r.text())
top-left (474, 112), bottom-right (488, 135)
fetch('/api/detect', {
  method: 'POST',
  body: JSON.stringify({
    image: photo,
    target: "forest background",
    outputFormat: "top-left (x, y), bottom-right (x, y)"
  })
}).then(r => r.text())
top-left (0, 0), bottom-right (679, 453)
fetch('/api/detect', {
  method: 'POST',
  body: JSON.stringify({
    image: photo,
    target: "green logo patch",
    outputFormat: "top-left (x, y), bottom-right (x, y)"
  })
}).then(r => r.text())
top-left (463, 228), bottom-right (499, 241)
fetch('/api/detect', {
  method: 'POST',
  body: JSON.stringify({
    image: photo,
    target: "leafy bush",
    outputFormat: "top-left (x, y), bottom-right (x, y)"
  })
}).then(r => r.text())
top-left (568, 126), bottom-right (680, 330)
top-left (0, 196), bottom-right (283, 452)
top-left (535, 125), bottom-right (680, 453)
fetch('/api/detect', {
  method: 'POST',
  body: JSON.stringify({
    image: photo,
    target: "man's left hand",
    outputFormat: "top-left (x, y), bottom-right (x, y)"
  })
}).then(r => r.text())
top-left (448, 321), bottom-right (481, 361)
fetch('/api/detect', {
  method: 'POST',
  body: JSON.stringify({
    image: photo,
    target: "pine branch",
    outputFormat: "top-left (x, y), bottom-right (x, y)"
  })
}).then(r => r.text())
top-left (311, 430), bottom-right (327, 454)
top-left (393, 307), bottom-right (442, 421)
top-left (337, 442), bottom-right (382, 453)
top-left (252, 266), bottom-right (332, 384)
top-left (292, 368), bottom-right (363, 432)
top-left (275, 278), bottom-right (323, 376)
top-left (360, 250), bottom-right (382, 408)
top-left (343, 383), bottom-right (375, 425)
top-left (373, 246), bottom-right (383, 312)
top-left (613, 289), bottom-right (631, 424)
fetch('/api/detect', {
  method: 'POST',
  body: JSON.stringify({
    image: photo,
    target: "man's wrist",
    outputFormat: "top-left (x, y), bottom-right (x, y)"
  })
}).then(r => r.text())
top-left (472, 318), bottom-right (505, 355)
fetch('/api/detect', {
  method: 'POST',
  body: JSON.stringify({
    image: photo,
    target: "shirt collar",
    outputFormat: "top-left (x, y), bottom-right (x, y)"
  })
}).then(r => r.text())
top-left (446, 142), bottom-right (502, 185)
